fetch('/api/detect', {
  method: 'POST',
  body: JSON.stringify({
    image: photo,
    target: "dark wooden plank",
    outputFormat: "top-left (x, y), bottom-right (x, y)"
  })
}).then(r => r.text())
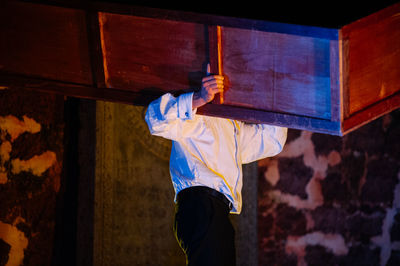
top-left (86, 11), bottom-right (107, 88)
top-left (92, 1), bottom-right (339, 40)
top-left (339, 34), bottom-right (350, 120)
top-left (207, 26), bottom-right (219, 75)
top-left (0, 70), bottom-right (343, 135)
top-left (0, 73), bottom-right (160, 106)
top-left (220, 26), bottom-right (335, 120)
top-left (208, 25), bottom-right (224, 104)
top-left (197, 104), bottom-right (342, 135)
top-left (341, 2), bottom-right (400, 117)
top-left (22, 0), bottom-right (400, 29)
top-left (343, 91), bottom-right (400, 134)
top-left (0, 1), bottom-right (92, 85)
top-left (99, 12), bottom-right (207, 93)
top-left (3, 0), bottom-right (398, 137)
top-left (330, 40), bottom-right (341, 122)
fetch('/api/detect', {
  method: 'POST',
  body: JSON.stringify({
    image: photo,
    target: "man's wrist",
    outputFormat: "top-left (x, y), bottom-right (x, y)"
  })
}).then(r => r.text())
top-left (192, 91), bottom-right (207, 109)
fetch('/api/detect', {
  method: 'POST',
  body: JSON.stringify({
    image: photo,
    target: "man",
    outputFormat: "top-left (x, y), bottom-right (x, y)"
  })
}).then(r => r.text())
top-left (145, 73), bottom-right (287, 265)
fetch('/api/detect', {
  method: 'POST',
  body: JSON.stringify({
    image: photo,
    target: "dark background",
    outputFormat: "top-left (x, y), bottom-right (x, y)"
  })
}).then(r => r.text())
top-left (101, 0), bottom-right (399, 27)
top-left (25, 0), bottom-right (400, 27)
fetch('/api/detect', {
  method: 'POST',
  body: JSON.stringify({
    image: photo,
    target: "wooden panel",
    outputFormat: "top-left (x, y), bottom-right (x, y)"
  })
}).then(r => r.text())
top-left (341, 3), bottom-right (400, 117)
top-left (0, 1), bottom-right (92, 85)
top-left (342, 92), bottom-right (400, 134)
top-left (0, 73), bottom-right (156, 106)
top-left (208, 25), bottom-right (224, 104)
top-left (219, 26), bottom-right (336, 120)
top-left (99, 12), bottom-right (207, 94)
top-left (197, 104), bottom-right (342, 135)
top-left (1, 1), bottom-right (398, 136)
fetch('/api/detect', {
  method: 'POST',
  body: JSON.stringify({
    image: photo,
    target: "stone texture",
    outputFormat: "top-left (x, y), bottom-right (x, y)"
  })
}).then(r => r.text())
top-left (320, 172), bottom-right (351, 205)
top-left (286, 128), bottom-right (302, 144)
top-left (311, 132), bottom-right (342, 157)
top-left (390, 213), bottom-right (400, 241)
top-left (0, 239), bottom-right (10, 265)
top-left (311, 206), bottom-right (347, 234)
top-left (338, 245), bottom-right (381, 266)
top-left (345, 211), bottom-right (385, 243)
top-left (305, 245), bottom-right (338, 266)
top-left (275, 204), bottom-right (307, 237)
top-left (259, 244), bottom-right (297, 266)
top-left (0, 88), bottom-right (64, 266)
top-left (387, 250), bottom-right (400, 266)
top-left (344, 116), bottom-right (386, 156)
top-left (361, 157), bottom-right (399, 205)
top-left (258, 109), bottom-right (400, 266)
top-left (275, 156), bottom-right (313, 199)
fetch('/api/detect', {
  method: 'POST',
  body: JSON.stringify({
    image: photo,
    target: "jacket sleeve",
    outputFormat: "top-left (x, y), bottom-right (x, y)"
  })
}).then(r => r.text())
top-left (239, 123), bottom-right (287, 164)
top-left (145, 92), bottom-right (197, 141)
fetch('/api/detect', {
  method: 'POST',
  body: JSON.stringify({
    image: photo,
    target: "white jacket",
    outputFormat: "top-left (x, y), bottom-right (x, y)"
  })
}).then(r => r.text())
top-left (145, 92), bottom-right (287, 213)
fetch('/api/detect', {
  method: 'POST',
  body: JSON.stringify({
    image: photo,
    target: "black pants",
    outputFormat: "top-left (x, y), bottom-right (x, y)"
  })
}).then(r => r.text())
top-left (174, 186), bottom-right (236, 266)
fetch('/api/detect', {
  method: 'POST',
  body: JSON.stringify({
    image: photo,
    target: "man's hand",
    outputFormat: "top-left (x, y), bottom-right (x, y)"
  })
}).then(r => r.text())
top-left (192, 75), bottom-right (224, 109)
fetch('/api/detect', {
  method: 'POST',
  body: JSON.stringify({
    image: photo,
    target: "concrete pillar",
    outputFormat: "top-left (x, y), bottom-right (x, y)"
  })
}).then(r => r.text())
top-left (232, 162), bottom-right (259, 266)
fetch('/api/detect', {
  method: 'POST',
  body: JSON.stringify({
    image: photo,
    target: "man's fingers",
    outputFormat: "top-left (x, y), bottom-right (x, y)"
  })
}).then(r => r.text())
top-left (202, 78), bottom-right (224, 88)
top-left (202, 75), bottom-right (224, 82)
top-left (213, 88), bottom-right (224, 95)
top-left (205, 85), bottom-right (224, 96)
top-left (200, 74), bottom-right (225, 103)
top-left (204, 83), bottom-right (224, 91)
top-left (203, 82), bottom-right (224, 90)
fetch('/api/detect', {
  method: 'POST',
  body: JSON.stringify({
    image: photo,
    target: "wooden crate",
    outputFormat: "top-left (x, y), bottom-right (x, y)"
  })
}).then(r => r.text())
top-left (0, 1), bottom-right (399, 135)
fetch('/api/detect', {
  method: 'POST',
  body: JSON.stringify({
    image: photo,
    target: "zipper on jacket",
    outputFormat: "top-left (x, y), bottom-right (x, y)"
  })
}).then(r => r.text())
top-left (232, 120), bottom-right (240, 201)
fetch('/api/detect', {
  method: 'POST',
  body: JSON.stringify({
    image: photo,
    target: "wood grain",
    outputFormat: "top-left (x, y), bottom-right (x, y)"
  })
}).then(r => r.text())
top-left (342, 91), bottom-right (400, 134)
top-left (0, 1), bottom-right (92, 85)
top-left (198, 104), bottom-right (342, 135)
top-left (220, 26), bottom-right (334, 120)
top-left (99, 12), bottom-right (207, 94)
top-left (0, 73), bottom-right (159, 106)
top-left (341, 3), bottom-right (400, 117)
top-left (208, 25), bottom-right (225, 104)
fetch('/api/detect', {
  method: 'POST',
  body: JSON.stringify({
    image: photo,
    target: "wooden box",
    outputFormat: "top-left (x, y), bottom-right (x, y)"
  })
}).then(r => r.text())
top-left (1, 1), bottom-right (399, 135)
